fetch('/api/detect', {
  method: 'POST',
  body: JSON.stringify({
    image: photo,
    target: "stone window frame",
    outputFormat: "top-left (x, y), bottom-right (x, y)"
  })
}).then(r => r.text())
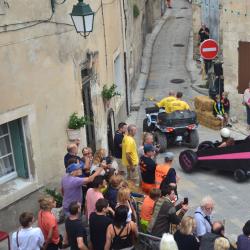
top-left (0, 104), bottom-right (41, 209)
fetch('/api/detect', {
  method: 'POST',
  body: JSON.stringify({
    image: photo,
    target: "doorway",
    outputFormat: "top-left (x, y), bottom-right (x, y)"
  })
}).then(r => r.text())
top-left (238, 41), bottom-right (250, 94)
top-left (81, 68), bottom-right (96, 152)
top-left (107, 110), bottom-right (115, 155)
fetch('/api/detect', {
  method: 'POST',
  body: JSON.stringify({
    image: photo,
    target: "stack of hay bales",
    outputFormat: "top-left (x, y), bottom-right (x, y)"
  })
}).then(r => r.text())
top-left (194, 96), bottom-right (222, 130)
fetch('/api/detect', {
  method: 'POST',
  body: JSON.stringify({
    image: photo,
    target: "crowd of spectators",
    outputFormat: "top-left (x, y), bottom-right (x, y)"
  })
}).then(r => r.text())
top-left (10, 122), bottom-right (250, 250)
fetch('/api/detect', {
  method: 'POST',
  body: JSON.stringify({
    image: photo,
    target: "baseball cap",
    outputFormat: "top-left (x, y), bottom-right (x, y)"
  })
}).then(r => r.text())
top-left (164, 152), bottom-right (174, 161)
top-left (144, 144), bottom-right (156, 153)
top-left (66, 162), bottom-right (84, 173)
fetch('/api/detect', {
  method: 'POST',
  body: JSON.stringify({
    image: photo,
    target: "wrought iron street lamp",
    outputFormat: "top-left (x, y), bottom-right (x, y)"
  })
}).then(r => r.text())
top-left (70, 0), bottom-right (94, 38)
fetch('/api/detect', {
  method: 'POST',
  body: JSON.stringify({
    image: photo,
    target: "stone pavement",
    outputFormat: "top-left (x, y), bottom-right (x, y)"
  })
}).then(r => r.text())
top-left (127, 0), bottom-right (250, 244)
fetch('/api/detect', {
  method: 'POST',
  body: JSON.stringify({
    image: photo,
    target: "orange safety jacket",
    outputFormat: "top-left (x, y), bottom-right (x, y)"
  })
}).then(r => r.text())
top-left (155, 163), bottom-right (171, 189)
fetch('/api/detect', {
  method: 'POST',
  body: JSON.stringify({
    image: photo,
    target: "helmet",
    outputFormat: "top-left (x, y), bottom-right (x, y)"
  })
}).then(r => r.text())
top-left (220, 128), bottom-right (231, 138)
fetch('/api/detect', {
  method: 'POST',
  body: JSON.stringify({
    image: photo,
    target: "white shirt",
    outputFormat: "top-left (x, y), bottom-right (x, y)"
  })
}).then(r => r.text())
top-left (12, 227), bottom-right (44, 250)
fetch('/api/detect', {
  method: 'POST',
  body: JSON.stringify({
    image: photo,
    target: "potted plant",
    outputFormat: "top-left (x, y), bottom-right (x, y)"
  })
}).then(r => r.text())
top-left (101, 84), bottom-right (121, 108)
top-left (66, 112), bottom-right (88, 140)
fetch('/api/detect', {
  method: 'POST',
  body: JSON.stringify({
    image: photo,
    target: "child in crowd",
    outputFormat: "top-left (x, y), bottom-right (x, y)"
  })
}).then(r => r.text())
top-left (221, 91), bottom-right (232, 127)
top-left (12, 212), bottom-right (44, 250)
top-left (140, 188), bottom-right (161, 232)
top-left (105, 174), bottom-right (124, 210)
top-left (213, 94), bottom-right (228, 127)
top-left (38, 196), bottom-right (62, 250)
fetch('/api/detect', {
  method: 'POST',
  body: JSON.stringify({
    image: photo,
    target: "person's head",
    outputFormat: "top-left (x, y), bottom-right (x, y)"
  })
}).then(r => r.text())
top-left (38, 195), bottom-right (56, 211)
top-left (176, 92), bottom-right (183, 99)
top-left (119, 180), bottom-right (129, 188)
top-left (169, 90), bottom-right (176, 97)
top-left (118, 122), bottom-right (127, 134)
top-left (215, 94), bottom-right (221, 102)
top-left (179, 216), bottom-right (196, 235)
top-left (214, 237), bottom-right (230, 250)
top-left (202, 24), bottom-right (206, 29)
top-left (109, 174), bottom-right (124, 189)
top-left (142, 132), bottom-right (154, 145)
top-left (201, 196), bottom-right (215, 216)
top-left (67, 162), bottom-right (83, 176)
top-left (127, 124), bottom-right (137, 137)
top-left (66, 157), bottom-right (78, 167)
top-left (92, 175), bottom-right (106, 189)
top-left (212, 221), bottom-right (225, 236)
top-left (117, 187), bottom-right (130, 203)
top-left (19, 212), bottom-right (34, 228)
top-left (82, 147), bottom-right (90, 158)
top-left (161, 185), bottom-right (176, 201)
top-left (102, 156), bottom-right (113, 167)
top-left (242, 220), bottom-right (250, 236)
top-left (69, 201), bottom-right (81, 216)
top-left (222, 92), bottom-right (228, 99)
top-left (164, 152), bottom-right (174, 163)
top-left (220, 128), bottom-right (231, 140)
top-left (144, 144), bottom-right (156, 158)
top-left (93, 148), bottom-right (106, 165)
top-left (160, 233), bottom-right (178, 250)
top-left (67, 143), bottom-right (78, 155)
top-left (149, 188), bottom-right (161, 201)
top-left (96, 198), bottom-right (109, 214)
top-left (114, 205), bottom-right (129, 228)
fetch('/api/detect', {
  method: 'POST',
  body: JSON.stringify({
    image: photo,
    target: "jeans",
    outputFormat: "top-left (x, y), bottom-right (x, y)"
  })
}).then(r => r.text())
top-left (246, 105), bottom-right (250, 125)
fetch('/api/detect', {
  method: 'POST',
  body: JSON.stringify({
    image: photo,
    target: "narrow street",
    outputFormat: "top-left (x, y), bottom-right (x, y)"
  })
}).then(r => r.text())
top-left (128, 0), bottom-right (249, 242)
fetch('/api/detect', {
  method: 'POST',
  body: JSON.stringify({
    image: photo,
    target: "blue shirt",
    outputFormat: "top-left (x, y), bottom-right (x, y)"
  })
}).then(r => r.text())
top-left (194, 206), bottom-right (212, 237)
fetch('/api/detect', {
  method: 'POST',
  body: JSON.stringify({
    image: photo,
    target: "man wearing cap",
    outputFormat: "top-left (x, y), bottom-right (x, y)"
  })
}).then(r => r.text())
top-left (139, 144), bottom-right (157, 194)
top-left (61, 162), bottom-right (106, 215)
top-left (155, 152), bottom-right (176, 189)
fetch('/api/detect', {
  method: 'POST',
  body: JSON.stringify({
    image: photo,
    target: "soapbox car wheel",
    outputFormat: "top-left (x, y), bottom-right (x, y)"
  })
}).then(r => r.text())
top-left (233, 169), bottom-right (247, 183)
top-left (179, 150), bottom-right (198, 173)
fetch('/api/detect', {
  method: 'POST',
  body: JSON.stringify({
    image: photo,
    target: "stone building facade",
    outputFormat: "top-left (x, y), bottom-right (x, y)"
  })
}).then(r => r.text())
top-left (0, 0), bottom-right (162, 231)
top-left (192, 0), bottom-right (250, 122)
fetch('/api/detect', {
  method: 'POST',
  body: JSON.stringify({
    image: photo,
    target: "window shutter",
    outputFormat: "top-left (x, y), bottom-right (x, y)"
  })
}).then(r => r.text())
top-left (9, 120), bottom-right (28, 178)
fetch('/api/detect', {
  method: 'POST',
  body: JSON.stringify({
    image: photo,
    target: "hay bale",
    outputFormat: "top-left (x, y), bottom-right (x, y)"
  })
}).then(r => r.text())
top-left (194, 96), bottom-right (214, 112)
top-left (196, 109), bottom-right (222, 130)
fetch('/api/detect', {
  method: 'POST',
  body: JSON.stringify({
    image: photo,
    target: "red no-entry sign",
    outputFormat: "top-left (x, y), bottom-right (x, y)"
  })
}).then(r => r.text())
top-left (200, 39), bottom-right (219, 60)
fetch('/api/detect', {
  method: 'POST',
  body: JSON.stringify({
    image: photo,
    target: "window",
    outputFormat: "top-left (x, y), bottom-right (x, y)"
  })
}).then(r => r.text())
top-left (0, 119), bottom-right (28, 184)
top-left (114, 54), bottom-right (124, 92)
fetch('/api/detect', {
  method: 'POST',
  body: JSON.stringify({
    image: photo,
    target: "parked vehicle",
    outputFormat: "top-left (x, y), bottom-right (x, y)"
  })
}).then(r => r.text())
top-left (179, 136), bottom-right (250, 182)
top-left (143, 106), bottom-right (199, 152)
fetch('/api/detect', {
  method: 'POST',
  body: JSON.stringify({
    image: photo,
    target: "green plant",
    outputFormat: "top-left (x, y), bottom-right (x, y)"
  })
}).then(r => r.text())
top-left (44, 188), bottom-right (63, 208)
top-left (101, 84), bottom-right (121, 100)
top-left (133, 4), bottom-right (140, 18)
top-left (68, 112), bottom-right (89, 129)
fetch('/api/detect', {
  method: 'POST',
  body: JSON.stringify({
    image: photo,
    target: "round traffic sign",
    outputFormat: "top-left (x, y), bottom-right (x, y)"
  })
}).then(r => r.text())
top-left (200, 39), bottom-right (219, 60)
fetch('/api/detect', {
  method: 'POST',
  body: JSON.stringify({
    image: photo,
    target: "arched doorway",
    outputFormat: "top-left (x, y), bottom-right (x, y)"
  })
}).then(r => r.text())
top-left (107, 109), bottom-right (115, 155)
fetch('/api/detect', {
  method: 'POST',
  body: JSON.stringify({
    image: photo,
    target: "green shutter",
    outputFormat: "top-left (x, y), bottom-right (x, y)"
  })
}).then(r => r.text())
top-left (9, 120), bottom-right (28, 178)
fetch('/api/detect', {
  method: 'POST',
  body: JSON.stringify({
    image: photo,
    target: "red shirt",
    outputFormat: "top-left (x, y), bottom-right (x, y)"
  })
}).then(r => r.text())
top-left (38, 210), bottom-right (59, 244)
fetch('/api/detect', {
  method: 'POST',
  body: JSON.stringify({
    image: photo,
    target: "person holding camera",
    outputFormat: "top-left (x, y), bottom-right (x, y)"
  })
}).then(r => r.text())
top-left (147, 186), bottom-right (188, 237)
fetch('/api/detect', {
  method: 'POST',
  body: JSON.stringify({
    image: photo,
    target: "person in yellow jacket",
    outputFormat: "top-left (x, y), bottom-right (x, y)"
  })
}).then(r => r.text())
top-left (156, 91), bottom-right (177, 113)
top-left (169, 91), bottom-right (190, 112)
top-left (122, 124), bottom-right (139, 185)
